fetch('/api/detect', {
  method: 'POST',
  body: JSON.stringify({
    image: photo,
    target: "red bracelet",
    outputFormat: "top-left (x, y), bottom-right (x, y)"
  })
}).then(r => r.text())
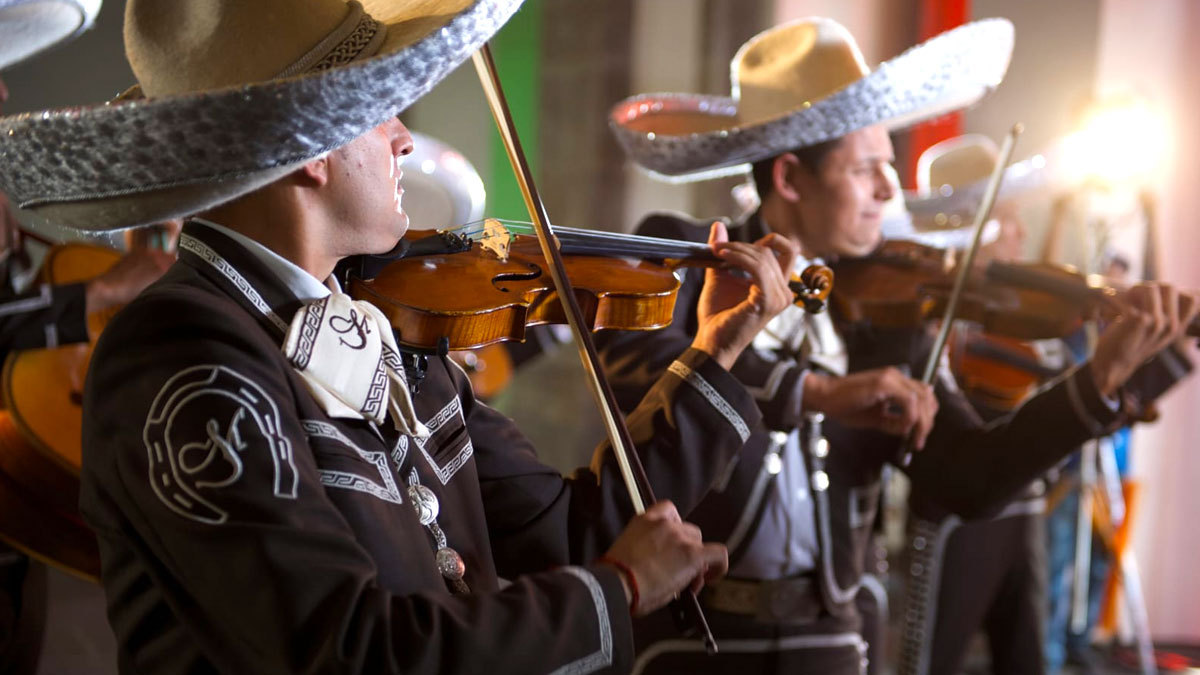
top-left (597, 556), bottom-right (639, 616)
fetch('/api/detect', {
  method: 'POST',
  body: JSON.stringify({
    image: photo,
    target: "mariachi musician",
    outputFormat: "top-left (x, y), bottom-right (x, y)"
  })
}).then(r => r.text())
top-left (597, 16), bottom-right (1198, 675)
top-left (0, 0), bottom-right (810, 672)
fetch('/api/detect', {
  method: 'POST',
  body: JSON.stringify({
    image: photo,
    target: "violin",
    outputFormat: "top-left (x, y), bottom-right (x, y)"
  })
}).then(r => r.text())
top-left (983, 260), bottom-right (1200, 339)
top-left (830, 239), bottom-right (1199, 342)
top-left (948, 328), bottom-right (1061, 413)
top-left (348, 218), bottom-right (834, 352)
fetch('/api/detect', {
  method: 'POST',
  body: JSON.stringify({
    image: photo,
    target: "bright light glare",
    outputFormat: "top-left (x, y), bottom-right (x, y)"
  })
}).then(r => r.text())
top-left (1059, 99), bottom-right (1169, 187)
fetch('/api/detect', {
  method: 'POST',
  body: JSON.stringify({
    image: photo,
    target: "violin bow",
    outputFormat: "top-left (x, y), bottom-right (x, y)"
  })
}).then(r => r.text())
top-left (896, 123), bottom-right (1023, 467)
top-left (471, 45), bottom-right (719, 652)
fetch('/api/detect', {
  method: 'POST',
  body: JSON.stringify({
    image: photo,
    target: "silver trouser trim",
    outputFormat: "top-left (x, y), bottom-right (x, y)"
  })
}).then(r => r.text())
top-left (668, 360), bottom-right (750, 441)
top-left (815, 474), bottom-right (860, 605)
top-left (632, 631), bottom-right (866, 675)
top-left (43, 322), bottom-right (58, 348)
top-left (859, 573), bottom-right (888, 627)
top-left (548, 567), bottom-right (613, 675)
top-left (897, 516), bottom-right (961, 675)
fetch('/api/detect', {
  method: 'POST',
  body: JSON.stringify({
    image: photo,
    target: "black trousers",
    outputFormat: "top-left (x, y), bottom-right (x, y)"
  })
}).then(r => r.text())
top-left (632, 605), bottom-right (867, 675)
top-left (902, 511), bottom-right (1047, 675)
top-left (0, 543), bottom-right (45, 674)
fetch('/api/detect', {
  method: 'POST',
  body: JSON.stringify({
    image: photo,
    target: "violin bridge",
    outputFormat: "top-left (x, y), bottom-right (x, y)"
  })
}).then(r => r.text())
top-left (478, 218), bottom-right (513, 262)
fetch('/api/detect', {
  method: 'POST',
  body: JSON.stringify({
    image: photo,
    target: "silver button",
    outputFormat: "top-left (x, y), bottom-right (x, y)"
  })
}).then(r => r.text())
top-left (811, 470), bottom-right (829, 491)
top-left (912, 536), bottom-right (927, 551)
top-left (408, 484), bottom-right (440, 526)
top-left (765, 453), bottom-right (783, 475)
top-left (812, 437), bottom-right (830, 458)
top-left (436, 547), bottom-right (466, 581)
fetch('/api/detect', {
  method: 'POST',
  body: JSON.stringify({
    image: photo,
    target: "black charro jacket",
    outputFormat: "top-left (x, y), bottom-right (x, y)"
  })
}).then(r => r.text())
top-left (80, 222), bottom-right (762, 674)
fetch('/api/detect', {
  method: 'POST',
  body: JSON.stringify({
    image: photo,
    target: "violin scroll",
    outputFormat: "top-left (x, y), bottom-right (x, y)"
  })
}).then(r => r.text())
top-left (793, 264), bottom-right (834, 314)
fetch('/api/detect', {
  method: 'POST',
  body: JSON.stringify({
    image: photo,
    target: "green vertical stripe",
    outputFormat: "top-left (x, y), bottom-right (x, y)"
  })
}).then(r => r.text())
top-left (486, 0), bottom-right (543, 222)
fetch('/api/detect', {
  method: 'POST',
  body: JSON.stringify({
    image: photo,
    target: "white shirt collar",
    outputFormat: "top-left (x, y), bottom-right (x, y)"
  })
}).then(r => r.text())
top-left (191, 218), bottom-right (339, 302)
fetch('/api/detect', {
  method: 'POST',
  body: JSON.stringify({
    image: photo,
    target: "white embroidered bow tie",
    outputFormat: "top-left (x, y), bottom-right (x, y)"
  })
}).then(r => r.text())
top-left (282, 292), bottom-right (429, 439)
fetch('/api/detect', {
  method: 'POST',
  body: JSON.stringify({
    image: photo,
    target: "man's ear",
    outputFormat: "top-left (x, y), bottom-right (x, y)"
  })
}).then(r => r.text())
top-left (772, 153), bottom-right (803, 203)
top-left (296, 154), bottom-right (331, 187)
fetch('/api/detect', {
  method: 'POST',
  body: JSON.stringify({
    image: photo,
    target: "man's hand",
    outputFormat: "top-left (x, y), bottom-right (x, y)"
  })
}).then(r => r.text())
top-left (693, 221), bottom-right (799, 370)
top-left (85, 246), bottom-right (175, 317)
top-left (600, 501), bottom-right (727, 617)
top-left (804, 368), bottom-right (939, 450)
top-left (1091, 282), bottom-right (1200, 397)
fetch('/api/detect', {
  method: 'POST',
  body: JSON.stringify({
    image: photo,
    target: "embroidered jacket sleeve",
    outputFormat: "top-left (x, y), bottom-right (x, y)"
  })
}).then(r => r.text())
top-left (0, 282), bottom-right (88, 356)
top-left (594, 213), bottom-right (809, 430)
top-left (81, 285), bottom-right (639, 675)
top-left (904, 336), bottom-right (1193, 519)
top-left (462, 345), bottom-right (761, 577)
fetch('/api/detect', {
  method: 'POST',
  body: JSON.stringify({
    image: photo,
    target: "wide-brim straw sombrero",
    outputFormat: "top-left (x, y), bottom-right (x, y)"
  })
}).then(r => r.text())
top-left (0, 0), bottom-right (522, 231)
top-left (905, 133), bottom-right (1047, 224)
top-left (402, 131), bottom-right (486, 230)
top-left (879, 160), bottom-right (1001, 248)
top-left (610, 17), bottom-right (1014, 181)
top-left (0, 0), bottom-right (100, 71)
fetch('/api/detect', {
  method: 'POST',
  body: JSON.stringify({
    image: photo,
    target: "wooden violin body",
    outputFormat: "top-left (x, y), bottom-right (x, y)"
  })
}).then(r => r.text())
top-left (351, 223), bottom-right (834, 352)
top-left (828, 240), bottom-right (1167, 341)
top-left (352, 229), bottom-right (685, 351)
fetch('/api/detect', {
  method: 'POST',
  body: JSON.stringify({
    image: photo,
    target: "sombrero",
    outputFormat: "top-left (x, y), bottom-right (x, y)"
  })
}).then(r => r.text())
top-left (879, 160), bottom-right (1000, 249)
top-left (0, 0), bottom-right (522, 230)
top-left (905, 133), bottom-right (1047, 225)
top-left (402, 131), bottom-right (486, 230)
top-left (0, 0), bottom-right (100, 71)
top-left (610, 17), bottom-right (1014, 181)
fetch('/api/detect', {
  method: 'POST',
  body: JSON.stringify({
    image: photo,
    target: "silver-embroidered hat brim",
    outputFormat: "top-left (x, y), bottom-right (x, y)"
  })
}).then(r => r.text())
top-left (0, 0), bottom-right (100, 71)
top-left (610, 19), bottom-right (1014, 181)
top-left (0, 0), bottom-right (522, 231)
top-left (904, 153), bottom-right (1047, 220)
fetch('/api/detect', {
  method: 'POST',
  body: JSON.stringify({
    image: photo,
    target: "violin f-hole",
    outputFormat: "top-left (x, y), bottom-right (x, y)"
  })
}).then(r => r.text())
top-left (491, 263), bottom-right (542, 292)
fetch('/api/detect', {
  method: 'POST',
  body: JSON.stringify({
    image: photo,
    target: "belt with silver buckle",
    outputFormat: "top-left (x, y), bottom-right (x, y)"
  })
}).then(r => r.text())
top-left (702, 574), bottom-right (822, 624)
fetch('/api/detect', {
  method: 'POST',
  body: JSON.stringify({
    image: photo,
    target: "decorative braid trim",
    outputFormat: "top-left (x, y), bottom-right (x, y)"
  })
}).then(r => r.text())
top-left (667, 361), bottom-right (751, 441)
top-left (276, 1), bottom-right (386, 78)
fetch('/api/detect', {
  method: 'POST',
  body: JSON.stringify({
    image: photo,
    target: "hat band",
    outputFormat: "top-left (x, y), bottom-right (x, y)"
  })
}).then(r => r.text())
top-left (276, 1), bottom-right (386, 78)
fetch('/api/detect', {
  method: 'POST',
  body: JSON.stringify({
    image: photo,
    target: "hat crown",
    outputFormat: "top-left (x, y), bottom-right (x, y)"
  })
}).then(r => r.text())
top-left (126, 0), bottom-right (361, 96)
top-left (733, 17), bottom-right (869, 126)
top-left (917, 134), bottom-right (999, 195)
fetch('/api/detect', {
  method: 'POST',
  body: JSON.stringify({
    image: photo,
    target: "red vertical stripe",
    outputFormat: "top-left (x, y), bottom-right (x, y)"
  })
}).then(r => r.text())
top-left (904, 0), bottom-right (970, 187)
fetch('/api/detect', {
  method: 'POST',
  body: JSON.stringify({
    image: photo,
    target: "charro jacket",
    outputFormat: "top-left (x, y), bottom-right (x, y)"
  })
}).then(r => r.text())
top-left (80, 222), bottom-right (761, 674)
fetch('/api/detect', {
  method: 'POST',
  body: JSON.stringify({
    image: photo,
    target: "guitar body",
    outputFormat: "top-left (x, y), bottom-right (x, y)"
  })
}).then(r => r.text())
top-left (0, 243), bottom-right (121, 580)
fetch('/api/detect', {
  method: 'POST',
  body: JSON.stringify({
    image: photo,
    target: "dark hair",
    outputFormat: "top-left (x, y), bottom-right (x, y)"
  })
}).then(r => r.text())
top-left (750, 137), bottom-right (844, 200)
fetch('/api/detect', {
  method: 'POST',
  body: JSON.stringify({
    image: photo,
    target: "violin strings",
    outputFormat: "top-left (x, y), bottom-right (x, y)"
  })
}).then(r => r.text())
top-left (442, 219), bottom-right (713, 260)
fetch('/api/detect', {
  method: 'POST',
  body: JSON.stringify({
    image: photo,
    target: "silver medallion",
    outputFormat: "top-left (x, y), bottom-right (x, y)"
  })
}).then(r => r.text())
top-left (407, 484), bottom-right (439, 526)
top-left (436, 547), bottom-right (466, 581)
